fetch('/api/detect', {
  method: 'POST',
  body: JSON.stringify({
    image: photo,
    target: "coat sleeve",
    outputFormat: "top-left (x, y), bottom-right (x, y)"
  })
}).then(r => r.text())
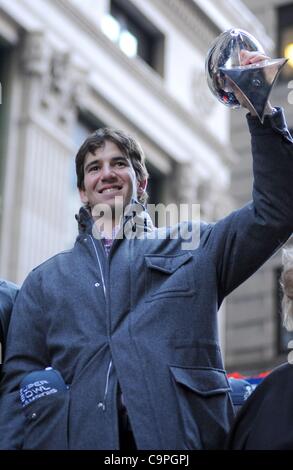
top-left (203, 108), bottom-right (293, 301)
top-left (0, 271), bottom-right (49, 449)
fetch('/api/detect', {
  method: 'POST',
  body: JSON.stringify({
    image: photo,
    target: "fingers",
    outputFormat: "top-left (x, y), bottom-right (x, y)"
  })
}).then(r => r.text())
top-left (246, 54), bottom-right (270, 65)
top-left (239, 49), bottom-right (270, 66)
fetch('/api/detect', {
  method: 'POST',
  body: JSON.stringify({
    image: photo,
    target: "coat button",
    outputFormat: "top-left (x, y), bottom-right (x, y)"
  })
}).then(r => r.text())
top-left (95, 282), bottom-right (100, 287)
top-left (31, 412), bottom-right (37, 419)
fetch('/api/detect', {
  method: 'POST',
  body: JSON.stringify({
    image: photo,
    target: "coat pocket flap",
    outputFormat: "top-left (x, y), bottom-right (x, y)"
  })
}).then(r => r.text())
top-left (170, 366), bottom-right (231, 396)
top-left (145, 253), bottom-right (193, 274)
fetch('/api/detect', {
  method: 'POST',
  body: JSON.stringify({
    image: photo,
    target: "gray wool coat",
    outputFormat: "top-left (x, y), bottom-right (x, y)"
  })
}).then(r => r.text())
top-left (0, 109), bottom-right (293, 450)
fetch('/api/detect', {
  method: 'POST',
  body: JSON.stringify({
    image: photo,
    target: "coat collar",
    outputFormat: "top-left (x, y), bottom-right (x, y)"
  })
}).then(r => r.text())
top-left (75, 200), bottom-right (154, 238)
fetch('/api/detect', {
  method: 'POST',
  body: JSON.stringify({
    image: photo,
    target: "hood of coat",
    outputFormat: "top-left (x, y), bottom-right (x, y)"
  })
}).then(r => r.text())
top-left (75, 200), bottom-right (154, 238)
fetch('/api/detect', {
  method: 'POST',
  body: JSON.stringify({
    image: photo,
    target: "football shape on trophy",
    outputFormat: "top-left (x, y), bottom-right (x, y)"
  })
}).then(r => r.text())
top-left (205, 28), bottom-right (288, 122)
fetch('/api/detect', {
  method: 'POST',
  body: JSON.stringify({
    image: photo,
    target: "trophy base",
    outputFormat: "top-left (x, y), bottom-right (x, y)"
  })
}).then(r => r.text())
top-left (220, 58), bottom-right (288, 123)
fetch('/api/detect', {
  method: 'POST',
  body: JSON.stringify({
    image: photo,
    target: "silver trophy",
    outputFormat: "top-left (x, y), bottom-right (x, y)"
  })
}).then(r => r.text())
top-left (206, 29), bottom-right (288, 122)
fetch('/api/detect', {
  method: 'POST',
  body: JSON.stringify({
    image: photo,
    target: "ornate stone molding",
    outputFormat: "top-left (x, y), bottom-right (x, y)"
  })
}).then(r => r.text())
top-left (22, 31), bottom-right (87, 127)
top-left (22, 31), bottom-right (51, 77)
top-left (48, 51), bottom-right (87, 124)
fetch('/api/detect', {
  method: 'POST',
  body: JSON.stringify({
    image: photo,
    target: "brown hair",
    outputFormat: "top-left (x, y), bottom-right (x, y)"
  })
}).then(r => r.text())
top-left (75, 128), bottom-right (149, 204)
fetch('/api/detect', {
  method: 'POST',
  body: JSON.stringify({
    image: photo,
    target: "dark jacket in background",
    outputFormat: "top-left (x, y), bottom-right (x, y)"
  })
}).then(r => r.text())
top-left (0, 110), bottom-right (293, 450)
top-left (226, 363), bottom-right (293, 449)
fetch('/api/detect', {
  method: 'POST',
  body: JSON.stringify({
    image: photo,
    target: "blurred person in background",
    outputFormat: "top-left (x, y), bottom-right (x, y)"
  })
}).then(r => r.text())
top-left (227, 248), bottom-right (293, 450)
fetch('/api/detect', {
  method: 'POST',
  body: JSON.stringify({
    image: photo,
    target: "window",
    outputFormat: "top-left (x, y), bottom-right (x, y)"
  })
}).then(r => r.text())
top-left (72, 113), bottom-right (105, 196)
top-left (277, 3), bottom-right (293, 80)
top-left (101, 0), bottom-right (165, 76)
top-left (146, 163), bottom-right (165, 207)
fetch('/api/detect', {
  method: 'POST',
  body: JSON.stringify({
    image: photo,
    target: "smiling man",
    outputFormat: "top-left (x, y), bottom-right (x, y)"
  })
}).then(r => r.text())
top-left (76, 131), bottom-right (148, 238)
top-left (1, 53), bottom-right (293, 451)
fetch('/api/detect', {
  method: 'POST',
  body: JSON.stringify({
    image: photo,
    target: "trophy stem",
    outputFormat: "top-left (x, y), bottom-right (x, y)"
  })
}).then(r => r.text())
top-left (221, 58), bottom-right (288, 123)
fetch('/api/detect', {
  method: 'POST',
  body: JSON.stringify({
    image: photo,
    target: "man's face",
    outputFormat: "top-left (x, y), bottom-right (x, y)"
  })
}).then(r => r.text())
top-left (79, 140), bottom-right (146, 216)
